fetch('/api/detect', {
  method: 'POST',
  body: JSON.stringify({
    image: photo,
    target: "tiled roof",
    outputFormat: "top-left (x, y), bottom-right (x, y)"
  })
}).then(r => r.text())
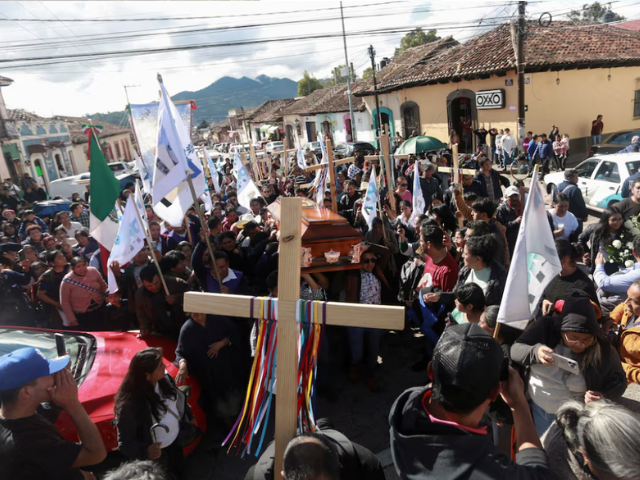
top-left (354, 21), bottom-right (640, 95)
top-left (7, 109), bottom-right (47, 122)
top-left (246, 98), bottom-right (297, 123)
top-left (283, 85), bottom-right (365, 115)
top-left (53, 115), bottom-right (132, 144)
top-left (616, 19), bottom-right (640, 31)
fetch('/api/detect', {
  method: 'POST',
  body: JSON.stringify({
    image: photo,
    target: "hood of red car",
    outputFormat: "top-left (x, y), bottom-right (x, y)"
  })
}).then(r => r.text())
top-left (76, 331), bottom-right (180, 422)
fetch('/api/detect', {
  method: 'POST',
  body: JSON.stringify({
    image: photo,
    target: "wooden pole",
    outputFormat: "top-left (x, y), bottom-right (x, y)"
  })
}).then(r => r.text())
top-left (132, 180), bottom-right (170, 296)
top-left (274, 198), bottom-right (302, 479)
top-left (452, 143), bottom-right (460, 186)
top-left (185, 174), bottom-right (224, 286)
top-left (380, 127), bottom-right (396, 212)
top-left (184, 214), bottom-right (194, 244)
top-left (326, 140), bottom-right (337, 213)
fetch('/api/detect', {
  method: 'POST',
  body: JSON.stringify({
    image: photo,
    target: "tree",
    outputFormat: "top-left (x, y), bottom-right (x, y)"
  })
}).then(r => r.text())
top-left (298, 70), bottom-right (324, 96)
top-left (568, 2), bottom-right (625, 22)
top-left (362, 67), bottom-right (374, 82)
top-left (327, 64), bottom-right (356, 86)
top-left (394, 28), bottom-right (440, 57)
top-left (198, 119), bottom-right (209, 129)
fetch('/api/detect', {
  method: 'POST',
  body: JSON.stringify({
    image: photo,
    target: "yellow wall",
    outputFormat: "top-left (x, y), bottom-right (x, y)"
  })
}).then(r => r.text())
top-left (399, 71), bottom-right (519, 145)
top-left (380, 66), bottom-right (640, 148)
top-left (525, 67), bottom-right (640, 141)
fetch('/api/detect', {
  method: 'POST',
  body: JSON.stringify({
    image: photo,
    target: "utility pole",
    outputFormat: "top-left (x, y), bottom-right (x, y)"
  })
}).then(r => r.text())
top-left (368, 45), bottom-right (383, 143)
top-left (516, 1), bottom-right (526, 154)
top-left (341, 1), bottom-right (356, 142)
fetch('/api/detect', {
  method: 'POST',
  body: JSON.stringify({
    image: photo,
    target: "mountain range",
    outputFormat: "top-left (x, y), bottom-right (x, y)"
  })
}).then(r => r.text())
top-left (86, 75), bottom-right (299, 127)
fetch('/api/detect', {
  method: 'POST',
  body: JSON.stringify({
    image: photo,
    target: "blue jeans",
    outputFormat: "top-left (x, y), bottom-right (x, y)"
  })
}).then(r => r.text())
top-left (592, 135), bottom-right (602, 145)
top-left (531, 401), bottom-right (556, 438)
top-left (347, 327), bottom-right (382, 377)
top-left (490, 147), bottom-right (497, 164)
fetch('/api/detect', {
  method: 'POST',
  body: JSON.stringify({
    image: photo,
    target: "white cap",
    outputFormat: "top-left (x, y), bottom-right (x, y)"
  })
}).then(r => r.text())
top-left (505, 186), bottom-right (520, 197)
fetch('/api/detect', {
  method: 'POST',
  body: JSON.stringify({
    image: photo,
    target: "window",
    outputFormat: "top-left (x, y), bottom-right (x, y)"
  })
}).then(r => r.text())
top-left (635, 88), bottom-right (640, 118)
top-left (607, 130), bottom-right (640, 144)
top-left (593, 161), bottom-right (620, 183)
top-left (575, 159), bottom-right (599, 179)
top-left (627, 161), bottom-right (640, 177)
top-left (115, 142), bottom-right (121, 159)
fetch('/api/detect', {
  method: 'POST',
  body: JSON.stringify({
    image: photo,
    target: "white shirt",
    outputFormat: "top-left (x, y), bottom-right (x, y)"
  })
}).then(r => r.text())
top-left (549, 209), bottom-right (579, 241)
top-left (153, 382), bottom-right (180, 448)
top-left (61, 221), bottom-right (84, 239)
top-left (501, 134), bottom-right (516, 152)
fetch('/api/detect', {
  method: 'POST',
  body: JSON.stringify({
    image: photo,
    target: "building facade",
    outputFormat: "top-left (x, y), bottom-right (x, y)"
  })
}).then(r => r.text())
top-left (354, 22), bottom-right (640, 157)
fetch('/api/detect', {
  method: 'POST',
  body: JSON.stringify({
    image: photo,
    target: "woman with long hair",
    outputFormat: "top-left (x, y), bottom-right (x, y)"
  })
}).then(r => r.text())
top-left (395, 176), bottom-right (412, 202)
top-left (430, 204), bottom-right (458, 235)
top-left (543, 400), bottom-right (640, 480)
top-left (511, 298), bottom-right (626, 437)
top-left (578, 207), bottom-right (628, 274)
top-left (115, 348), bottom-right (195, 479)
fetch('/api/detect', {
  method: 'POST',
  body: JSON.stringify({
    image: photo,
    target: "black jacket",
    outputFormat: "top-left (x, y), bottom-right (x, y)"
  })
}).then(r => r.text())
top-left (245, 421), bottom-right (384, 480)
top-left (456, 262), bottom-right (507, 307)
top-left (473, 169), bottom-right (503, 200)
top-left (557, 181), bottom-right (588, 220)
top-left (511, 315), bottom-right (626, 399)
top-left (495, 202), bottom-right (520, 256)
top-left (389, 386), bottom-right (550, 480)
top-left (115, 374), bottom-right (193, 461)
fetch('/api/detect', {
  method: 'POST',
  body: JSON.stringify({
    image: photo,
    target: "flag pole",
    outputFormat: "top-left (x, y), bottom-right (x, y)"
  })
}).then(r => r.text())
top-left (133, 180), bottom-right (170, 296)
top-left (156, 73), bottom-right (225, 288)
top-left (494, 163), bottom-right (539, 340)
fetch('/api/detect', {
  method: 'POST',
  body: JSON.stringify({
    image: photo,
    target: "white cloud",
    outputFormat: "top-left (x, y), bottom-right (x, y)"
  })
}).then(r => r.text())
top-left (0, 1), bottom-right (637, 116)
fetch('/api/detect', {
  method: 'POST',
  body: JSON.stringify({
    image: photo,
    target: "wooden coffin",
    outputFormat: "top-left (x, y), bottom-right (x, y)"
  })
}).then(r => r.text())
top-left (268, 198), bottom-right (363, 273)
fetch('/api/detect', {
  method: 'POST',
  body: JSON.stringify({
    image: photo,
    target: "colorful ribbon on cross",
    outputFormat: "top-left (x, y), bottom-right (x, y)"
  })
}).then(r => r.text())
top-left (222, 297), bottom-right (327, 457)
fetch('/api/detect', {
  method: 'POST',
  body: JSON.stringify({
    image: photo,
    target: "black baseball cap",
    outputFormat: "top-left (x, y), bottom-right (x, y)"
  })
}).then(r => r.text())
top-left (432, 323), bottom-right (504, 406)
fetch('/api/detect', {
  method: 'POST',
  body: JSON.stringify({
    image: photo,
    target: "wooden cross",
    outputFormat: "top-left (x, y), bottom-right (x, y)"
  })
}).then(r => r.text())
top-left (375, 126), bottom-right (396, 211)
top-left (183, 197), bottom-right (404, 479)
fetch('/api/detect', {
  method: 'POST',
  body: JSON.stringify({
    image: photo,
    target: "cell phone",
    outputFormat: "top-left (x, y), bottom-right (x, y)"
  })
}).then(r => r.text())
top-left (55, 333), bottom-right (66, 357)
top-left (551, 353), bottom-right (579, 374)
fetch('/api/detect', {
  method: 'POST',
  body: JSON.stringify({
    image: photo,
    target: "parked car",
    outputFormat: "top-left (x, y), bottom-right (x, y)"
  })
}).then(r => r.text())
top-left (229, 144), bottom-right (250, 154)
top-left (544, 152), bottom-right (640, 212)
top-left (0, 327), bottom-right (205, 458)
top-left (588, 129), bottom-right (640, 157)
top-left (265, 141), bottom-right (284, 153)
top-left (49, 171), bottom-right (138, 201)
top-left (333, 141), bottom-right (376, 159)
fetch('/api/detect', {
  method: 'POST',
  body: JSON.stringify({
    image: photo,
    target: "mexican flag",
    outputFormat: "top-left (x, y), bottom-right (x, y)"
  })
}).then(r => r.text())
top-left (85, 125), bottom-right (120, 252)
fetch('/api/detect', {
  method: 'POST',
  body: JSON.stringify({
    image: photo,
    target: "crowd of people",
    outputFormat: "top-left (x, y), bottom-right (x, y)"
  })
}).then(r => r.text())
top-left (2, 133), bottom-right (640, 480)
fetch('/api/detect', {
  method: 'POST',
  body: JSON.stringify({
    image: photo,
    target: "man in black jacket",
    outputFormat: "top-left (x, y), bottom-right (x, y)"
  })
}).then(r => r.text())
top-left (245, 419), bottom-right (384, 480)
top-left (557, 169), bottom-right (588, 233)
top-left (495, 186), bottom-right (522, 256)
top-left (389, 323), bottom-right (549, 480)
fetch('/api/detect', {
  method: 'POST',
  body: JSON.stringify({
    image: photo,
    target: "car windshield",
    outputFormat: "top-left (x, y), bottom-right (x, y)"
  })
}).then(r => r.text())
top-left (607, 131), bottom-right (640, 145)
top-left (108, 164), bottom-right (126, 173)
top-left (0, 329), bottom-right (96, 387)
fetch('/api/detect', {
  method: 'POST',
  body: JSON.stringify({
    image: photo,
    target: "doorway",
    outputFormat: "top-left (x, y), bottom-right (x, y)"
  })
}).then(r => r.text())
top-left (306, 122), bottom-right (317, 142)
top-left (344, 116), bottom-right (352, 142)
top-left (447, 90), bottom-right (477, 153)
top-left (321, 121), bottom-right (332, 142)
top-left (286, 124), bottom-right (295, 148)
top-left (401, 101), bottom-right (420, 138)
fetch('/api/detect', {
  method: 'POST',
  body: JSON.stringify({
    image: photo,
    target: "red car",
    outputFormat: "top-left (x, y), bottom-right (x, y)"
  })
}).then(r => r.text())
top-left (0, 327), bottom-right (206, 455)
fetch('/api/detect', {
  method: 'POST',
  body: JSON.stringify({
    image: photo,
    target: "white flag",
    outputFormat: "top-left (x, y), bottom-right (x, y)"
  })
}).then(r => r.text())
top-left (153, 79), bottom-right (207, 227)
top-left (409, 162), bottom-right (425, 224)
top-left (315, 165), bottom-right (328, 206)
top-left (204, 148), bottom-right (220, 193)
top-left (497, 170), bottom-right (561, 329)
top-left (297, 140), bottom-right (306, 171)
top-left (135, 151), bottom-right (151, 194)
top-left (133, 182), bottom-right (147, 233)
top-left (233, 151), bottom-right (261, 209)
top-left (107, 192), bottom-right (148, 293)
top-left (362, 165), bottom-right (379, 229)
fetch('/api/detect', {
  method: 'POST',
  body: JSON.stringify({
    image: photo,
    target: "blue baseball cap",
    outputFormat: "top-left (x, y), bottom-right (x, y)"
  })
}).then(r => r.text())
top-left (0, 347), bottom-right (70, 391)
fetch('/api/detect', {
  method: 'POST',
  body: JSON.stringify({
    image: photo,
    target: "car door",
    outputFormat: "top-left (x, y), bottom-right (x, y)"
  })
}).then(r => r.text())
top-left (589, 160), bottom-right (622, 208)
top-left (572, 158), bottom-right (601, 201)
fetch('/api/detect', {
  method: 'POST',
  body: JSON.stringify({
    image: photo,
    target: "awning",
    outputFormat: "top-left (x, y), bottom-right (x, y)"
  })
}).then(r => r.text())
top-left (48, 141), bottom-right (67, 148)
top-left (267, 126), bottom-right (279, 133)
top-left (260, 124), bottom-right (271, 132)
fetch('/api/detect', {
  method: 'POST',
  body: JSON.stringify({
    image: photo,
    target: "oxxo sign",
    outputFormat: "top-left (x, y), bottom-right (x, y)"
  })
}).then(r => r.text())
top-left (475, 89), bottom-right (505, 110)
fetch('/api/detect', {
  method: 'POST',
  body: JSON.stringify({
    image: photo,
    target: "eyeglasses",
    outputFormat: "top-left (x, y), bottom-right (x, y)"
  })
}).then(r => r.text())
top-left (399, 183), bottom-right (408, 187)
top-left (563, 333), bottom-right (596, 347)
top-left (362, 258), bottom-right (376, 264)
